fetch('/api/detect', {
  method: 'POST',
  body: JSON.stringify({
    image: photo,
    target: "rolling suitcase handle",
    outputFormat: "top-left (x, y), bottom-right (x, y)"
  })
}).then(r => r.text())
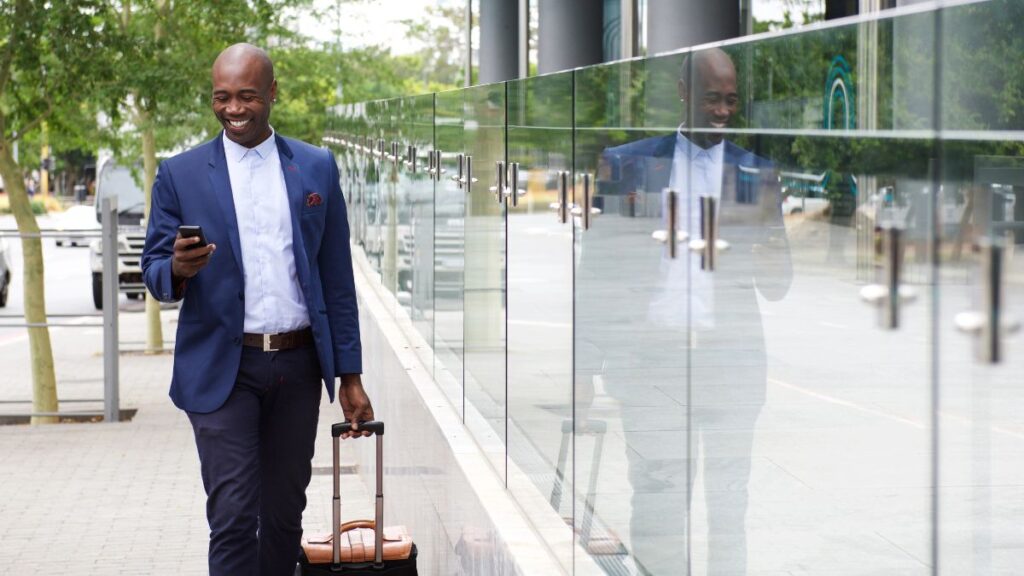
top-left (331, 421), bottom-right (385, 567)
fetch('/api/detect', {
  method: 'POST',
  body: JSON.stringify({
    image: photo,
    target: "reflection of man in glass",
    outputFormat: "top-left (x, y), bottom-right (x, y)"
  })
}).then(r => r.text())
top-left (581, 48), bottom-right (791, 574)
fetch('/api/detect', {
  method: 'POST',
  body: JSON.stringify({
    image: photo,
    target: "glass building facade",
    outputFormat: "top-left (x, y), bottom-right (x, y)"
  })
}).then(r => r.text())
top-left (325, 1), bottom-right (1024, 573)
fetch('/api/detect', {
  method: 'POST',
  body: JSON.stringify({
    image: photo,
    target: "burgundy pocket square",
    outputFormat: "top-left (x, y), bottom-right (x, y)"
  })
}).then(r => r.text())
top-left (306, 193), bottom-right (323, 207)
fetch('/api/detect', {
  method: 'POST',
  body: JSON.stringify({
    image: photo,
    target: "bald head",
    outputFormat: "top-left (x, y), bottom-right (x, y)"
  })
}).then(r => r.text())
top-left (213, 43), bottom-right (274, 86)
top-left (678, 48), bottom-right (738, 147)
top-left (211, 43), bottom-right (277, 148)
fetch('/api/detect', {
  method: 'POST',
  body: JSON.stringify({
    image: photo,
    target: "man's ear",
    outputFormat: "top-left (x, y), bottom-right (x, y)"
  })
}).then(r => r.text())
top-left (270, 79), bottom-right (278, 103)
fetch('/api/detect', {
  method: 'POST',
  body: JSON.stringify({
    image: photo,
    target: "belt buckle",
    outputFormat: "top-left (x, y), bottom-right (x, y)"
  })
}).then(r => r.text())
top-left (263, 334), bottom-right (279, 352)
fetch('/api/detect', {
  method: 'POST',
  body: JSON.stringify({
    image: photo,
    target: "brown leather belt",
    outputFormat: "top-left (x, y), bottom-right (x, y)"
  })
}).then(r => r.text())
top-left (242, 327), bottom-right (314, 352)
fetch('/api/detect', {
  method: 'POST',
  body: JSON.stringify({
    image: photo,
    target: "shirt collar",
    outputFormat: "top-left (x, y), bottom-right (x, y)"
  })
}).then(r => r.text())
top-left (222, 128), bottom-right (277, 163)
top-left (675, 123), bottom-right (725, 163)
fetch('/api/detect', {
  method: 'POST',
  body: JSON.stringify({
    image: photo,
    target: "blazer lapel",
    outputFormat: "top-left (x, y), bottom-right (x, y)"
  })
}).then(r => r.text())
top-left (276, 135), bottom-right (311, 289)
top-left (207, 137), bottom-right (244, 275)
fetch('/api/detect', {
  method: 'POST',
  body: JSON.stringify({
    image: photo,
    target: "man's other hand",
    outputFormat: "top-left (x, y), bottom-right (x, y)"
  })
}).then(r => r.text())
top-left (338, 374), bottom-right (374, 438)
top-left (172, 233), bottom-right (216, 279)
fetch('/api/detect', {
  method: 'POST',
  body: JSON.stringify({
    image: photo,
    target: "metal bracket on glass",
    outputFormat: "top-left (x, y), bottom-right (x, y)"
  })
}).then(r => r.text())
top-left (451, 153), bottom-right (465, 188)
top-left (571, 173), bottom-right (601, 230)
top-left (490, 160), bottom-right (506, 202)
top-left (428, 149), bottom-right (443, 181)
top-left (404, 145), bottom-right (418, 173)
top-left (502, 162), bottom-right (526, 206)
top-left (687, 196), bottom-right (729, 270)
top-left (390, 141), bottom-right (400, 165)
top-left (859, 225), bottom-right (917, 329)
top-left (549, 171), bottom-right (570, 223)
top-left (651, 189), bottom-right (689, 259)
top-left (458, 155), bottom-right (478, 191)
top-left (955, 240), bottom-right (1020, 364)
top-left (434, 150), bottom-right (446, 181)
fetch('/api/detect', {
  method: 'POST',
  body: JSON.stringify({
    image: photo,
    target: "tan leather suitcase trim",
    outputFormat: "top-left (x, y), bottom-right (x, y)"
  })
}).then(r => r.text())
top-left (301, 521), bottom-right (413, 564)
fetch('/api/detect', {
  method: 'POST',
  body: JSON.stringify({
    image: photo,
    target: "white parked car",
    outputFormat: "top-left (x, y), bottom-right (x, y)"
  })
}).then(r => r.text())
top-left (0, 237), bottom-right (11, 307)
top-left (52, 204), bottom-right (101, 247)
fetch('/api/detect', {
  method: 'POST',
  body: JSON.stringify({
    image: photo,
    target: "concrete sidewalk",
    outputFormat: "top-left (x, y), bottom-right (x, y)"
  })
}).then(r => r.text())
top-left (0, 307), bottom-right (371, 575)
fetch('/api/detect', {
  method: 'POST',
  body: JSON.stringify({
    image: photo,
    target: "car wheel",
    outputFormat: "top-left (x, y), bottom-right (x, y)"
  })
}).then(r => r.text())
top-left (0, 273), bottom-right (8, 308)
top-left (127, 292), bottom-right (141, 301)
top-left (55, 240), bottom-right (64, 247)
top-left (92, 272), bottom-right (103, 310)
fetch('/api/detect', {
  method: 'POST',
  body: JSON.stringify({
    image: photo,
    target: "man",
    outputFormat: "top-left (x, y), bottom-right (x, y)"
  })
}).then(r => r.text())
top-left (141, 43), bottom-right (374, 576)
top-left (578, 47), bottom-right (791, 574)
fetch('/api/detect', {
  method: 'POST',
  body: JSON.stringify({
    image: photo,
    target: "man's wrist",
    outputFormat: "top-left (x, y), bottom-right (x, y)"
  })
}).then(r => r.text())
top-left (339, 373), bottom-right (362, 386)
top-left (170, 272), bottom-right (188, 299)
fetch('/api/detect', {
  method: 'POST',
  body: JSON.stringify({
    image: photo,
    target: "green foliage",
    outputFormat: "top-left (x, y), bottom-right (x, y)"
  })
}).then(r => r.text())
top-left (0, 1), bottom-right (113, 148)
top-left (99, 0), bottom-right (295, 163)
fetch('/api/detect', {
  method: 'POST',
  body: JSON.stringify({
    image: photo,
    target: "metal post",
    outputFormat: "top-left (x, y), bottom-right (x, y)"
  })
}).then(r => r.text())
top-left (479, 0), bottom-right (520, 83)
top-left (102, 197), bottom-right (120, 423)
top-left (538, 0), bottom-right (604, 75)
top-left (646, 0), bottom-right (740, 55)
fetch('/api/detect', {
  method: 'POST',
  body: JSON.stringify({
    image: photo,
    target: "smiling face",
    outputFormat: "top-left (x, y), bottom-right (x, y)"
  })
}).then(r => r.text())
top-left (678, 49), bottom-right (738, 147)
top-left (211, 45), bottom-right (277, 148)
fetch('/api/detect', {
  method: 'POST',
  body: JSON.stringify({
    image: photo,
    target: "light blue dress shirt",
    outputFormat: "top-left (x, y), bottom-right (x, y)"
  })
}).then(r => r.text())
top-left (223, 131), bottom-right (310, 334)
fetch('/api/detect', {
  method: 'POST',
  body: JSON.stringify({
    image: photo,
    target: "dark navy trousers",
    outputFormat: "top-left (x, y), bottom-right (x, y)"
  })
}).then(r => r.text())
top-left (187, 345), bottom-right (323, 576)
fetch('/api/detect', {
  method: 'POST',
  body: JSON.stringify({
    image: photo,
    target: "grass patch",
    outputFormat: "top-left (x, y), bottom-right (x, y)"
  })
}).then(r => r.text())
top-left (0, 194), bottom-right (66, 215)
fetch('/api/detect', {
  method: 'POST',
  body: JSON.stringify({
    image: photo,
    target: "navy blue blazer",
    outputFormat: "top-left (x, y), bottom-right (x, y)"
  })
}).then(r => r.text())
top-left (141, 133), bottom-right (361, 413)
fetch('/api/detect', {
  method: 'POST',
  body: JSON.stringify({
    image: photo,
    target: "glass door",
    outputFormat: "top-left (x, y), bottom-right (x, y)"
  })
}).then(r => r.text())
top-left (506, 71), bottom-right (575, 571)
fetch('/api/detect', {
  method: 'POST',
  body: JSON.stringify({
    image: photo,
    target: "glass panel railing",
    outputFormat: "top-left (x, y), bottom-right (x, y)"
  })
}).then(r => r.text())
top-left (574, 53), bottom-right (691, 575)
top-left (506, 70), bottom-right (575, 571)
top-left (463, 82), bottom-right (509, 479)
top-left (327, 3), bottom-right (1024, 574)
top-left (680, 12), bottom-right (935, 576)
top-left (434, 89), bottom-right (466, 416)
top-left (380, 98), bottom-right (401, 299)
top-left (937, 1), bottom-right (1024, 574)
top-left (363, 99), bottom-right (385, 280)
top-left (407, 94), bottom-right (436, 356)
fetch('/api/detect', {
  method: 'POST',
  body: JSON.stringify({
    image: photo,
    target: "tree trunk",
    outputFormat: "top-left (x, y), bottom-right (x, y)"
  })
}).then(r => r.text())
top-left (139, 113), bottom-right (163, 354)
top-left (0, 139), bottom-right (59, 424)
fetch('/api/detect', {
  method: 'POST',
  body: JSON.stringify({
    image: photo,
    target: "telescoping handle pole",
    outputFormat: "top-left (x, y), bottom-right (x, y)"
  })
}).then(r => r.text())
top-left (331, 421), bottom-right (385, 566)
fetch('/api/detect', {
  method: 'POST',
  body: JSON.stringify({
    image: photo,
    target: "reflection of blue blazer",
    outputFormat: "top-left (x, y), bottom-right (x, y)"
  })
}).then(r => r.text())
top-left (602, 133), bottom-right (773, 204)
top-left (600, 133), bottom-right (792, 303)
top-left (142, 134), bottom-right (361, 414)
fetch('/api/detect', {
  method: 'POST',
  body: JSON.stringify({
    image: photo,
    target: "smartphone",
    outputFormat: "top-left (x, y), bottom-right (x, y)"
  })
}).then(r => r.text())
top-left (178, 225), bottom-right (208, 249)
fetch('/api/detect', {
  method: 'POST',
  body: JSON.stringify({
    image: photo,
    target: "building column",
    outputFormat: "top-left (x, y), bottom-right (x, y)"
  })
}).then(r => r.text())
top-left (646, 0), bottom-right (740, 55)
top-left (538, 0), bottom-right (603, 75)
top-left (479, 0), bottom-right (520, 83)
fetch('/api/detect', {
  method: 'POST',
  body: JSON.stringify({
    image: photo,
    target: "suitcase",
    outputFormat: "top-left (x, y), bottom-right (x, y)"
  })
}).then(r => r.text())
top-left (297, 421), bottom-right (418, 575)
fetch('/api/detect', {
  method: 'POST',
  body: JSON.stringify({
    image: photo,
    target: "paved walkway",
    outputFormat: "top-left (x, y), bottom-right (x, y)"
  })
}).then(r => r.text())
top-left (0, 306), bottom-right (370, 575)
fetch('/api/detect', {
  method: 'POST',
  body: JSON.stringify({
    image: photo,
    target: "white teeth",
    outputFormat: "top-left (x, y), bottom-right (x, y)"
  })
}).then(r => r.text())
top-left (229, 120), bottom-right (249, 128)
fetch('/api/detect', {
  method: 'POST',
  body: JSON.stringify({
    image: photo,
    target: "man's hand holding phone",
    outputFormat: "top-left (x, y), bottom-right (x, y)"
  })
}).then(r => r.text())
top-left (172, 225), bottom-right (216, 280)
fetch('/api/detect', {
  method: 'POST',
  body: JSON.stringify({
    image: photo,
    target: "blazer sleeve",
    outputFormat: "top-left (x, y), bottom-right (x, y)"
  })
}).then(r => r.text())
top-left (142, 162), bottom-right (184, 303)
top-left (318, 149), bottom-right (363, 375)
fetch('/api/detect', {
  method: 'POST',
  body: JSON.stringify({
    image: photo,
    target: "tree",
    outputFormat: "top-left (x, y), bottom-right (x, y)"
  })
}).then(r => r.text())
top-left (0, 0), bottom-right (115, 424)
